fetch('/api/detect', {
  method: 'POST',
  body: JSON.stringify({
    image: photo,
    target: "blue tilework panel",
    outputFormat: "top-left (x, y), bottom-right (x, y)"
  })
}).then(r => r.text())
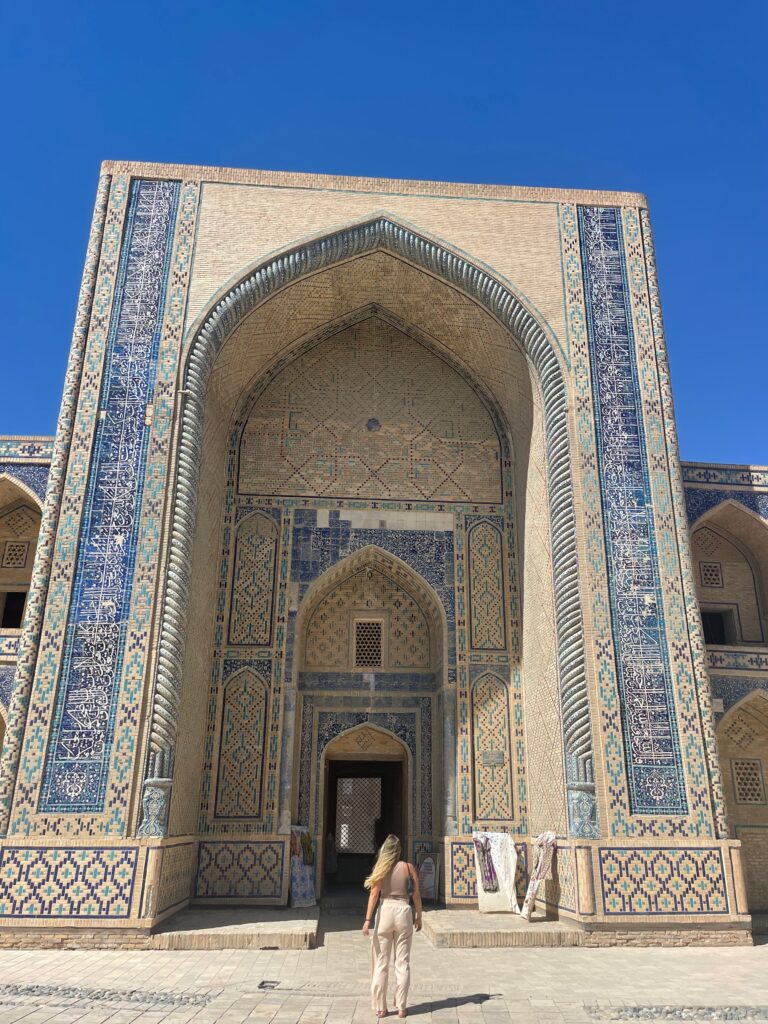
top-left (298, 671), bottom-right (438, 692)
top-left (0, 465), bottom-right (49, 503)
top-left (0, 847), bottom-right (138, 917)
top-left (0, 440), bottom-right (53, 461)
top-left (40, 179), bottom-right (180, 812)
top-left (195, 840), bottom-right (284, 899)
top-left (710, 675), bottom-right (768, 721)
top-left (685, 488), bottom-right (768, 526)
top-left (578, 206), bottom-right (686, 815)
top-left (599, 847), bottom-right (728, 915)
top-left (0, 634), bottom-right (19, 659)
top-left (0, 663), bottom-right (15, 712)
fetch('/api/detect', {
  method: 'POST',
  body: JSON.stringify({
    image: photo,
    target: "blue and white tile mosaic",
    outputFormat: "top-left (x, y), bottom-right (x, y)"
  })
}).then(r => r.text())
top-left (709, 675), bottom-right (768, 721)
top-left (579, 205), bottom-right (686, 815)
top-left (0, 465), bottom-right (49, 503)
top-left (0, 664), bottom-right (15, 713)
top-left (685, 488), bottom-right (768, 526)
top-left (40, 179), bottom-right (180, 813)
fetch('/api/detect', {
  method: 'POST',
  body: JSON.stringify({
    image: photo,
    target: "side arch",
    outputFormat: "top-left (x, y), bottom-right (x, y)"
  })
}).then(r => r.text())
top-left (141, 216), bottom-right (596, 838)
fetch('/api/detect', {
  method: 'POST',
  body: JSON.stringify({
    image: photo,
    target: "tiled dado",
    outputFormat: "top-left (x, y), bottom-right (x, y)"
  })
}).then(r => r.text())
top-left (0, 845), bottom-right (145, 919)
top-left (195, 840), bottom-right (287, 902)
top-left (598, 847), bottom-right (731, 916)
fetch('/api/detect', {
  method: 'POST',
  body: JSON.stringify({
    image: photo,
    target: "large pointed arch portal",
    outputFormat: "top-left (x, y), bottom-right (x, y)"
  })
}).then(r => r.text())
top-left (139, 216), bottom-right (597, 839)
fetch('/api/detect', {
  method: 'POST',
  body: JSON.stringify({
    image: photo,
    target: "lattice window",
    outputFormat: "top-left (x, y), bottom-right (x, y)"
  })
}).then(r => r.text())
top-left (2, 542), bottom-right (28, 569)
top-left (700, 562), bottom-right (723, 588)
top-left (335, 777), bottom-right (381, 853)
top-left (733, 759), bottom-right (766, 804)
top-left (355, 620), bottom-right (383, 668)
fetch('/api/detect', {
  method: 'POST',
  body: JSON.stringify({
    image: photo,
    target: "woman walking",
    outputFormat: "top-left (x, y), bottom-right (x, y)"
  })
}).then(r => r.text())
top-left (362, 835), bottom-right (423, 1019)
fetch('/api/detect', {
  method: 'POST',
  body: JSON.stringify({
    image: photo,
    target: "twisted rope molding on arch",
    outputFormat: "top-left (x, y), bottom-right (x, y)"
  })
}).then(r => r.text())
top-left (139, 217), bottom-right (597, 838)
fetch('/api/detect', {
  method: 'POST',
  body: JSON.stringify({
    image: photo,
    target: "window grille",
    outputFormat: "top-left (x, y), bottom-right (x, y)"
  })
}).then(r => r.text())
top-left (700, 562), bottom-right (723, 588)
top-left (2, 542), bottom-right (28, 569)
top-left (733, 759), bottom-right (766, 804)
top-left (355, 620), bottom-right (383, 668)
top-left (335, 777), bottom-right (382, 853)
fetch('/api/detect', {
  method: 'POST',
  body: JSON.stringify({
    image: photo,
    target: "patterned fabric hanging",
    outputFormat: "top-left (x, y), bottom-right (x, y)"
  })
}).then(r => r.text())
top-left (473, 835), bottom-right (499, 893)
top-left (521, 831), bottom-right (557, 920)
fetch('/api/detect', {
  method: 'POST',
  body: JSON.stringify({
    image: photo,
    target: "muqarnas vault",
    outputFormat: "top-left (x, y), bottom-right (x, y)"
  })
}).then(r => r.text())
top-left (0, 162), bottom-right (765, 946)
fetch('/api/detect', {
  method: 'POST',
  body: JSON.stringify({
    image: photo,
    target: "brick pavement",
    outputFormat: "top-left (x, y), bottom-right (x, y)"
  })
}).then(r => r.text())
top-left (0, 917), bottom-right (765, 1024)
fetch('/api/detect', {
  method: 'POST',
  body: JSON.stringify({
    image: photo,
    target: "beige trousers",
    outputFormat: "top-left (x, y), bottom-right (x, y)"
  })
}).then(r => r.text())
top-left (371, 899), bottom-right (414, 1012)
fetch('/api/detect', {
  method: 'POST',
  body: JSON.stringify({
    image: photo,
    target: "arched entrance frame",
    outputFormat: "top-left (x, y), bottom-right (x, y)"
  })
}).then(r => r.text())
top-left (715, 690), bottom-right (768, 911)
top-left (318, 723), bottom-right (411, 893)
top-left (291, 544), bottom-right (447, 836)
top-left (692, 500), bottom-right (768, 635)
top-left (137, 216), bottom-right (597, 839)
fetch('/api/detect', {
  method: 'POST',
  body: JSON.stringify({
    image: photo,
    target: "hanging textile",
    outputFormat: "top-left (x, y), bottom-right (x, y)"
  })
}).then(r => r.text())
top-left (521, 831), bottom-right (557, 921)
top-left (472, 831), bottom-right (519, 913)
top-left (289, 827), bottom-right (316, 907)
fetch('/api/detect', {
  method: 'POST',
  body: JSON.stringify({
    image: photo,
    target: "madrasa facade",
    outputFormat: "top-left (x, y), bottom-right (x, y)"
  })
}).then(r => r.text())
top-left (0, 162), bottom-right (766, 946)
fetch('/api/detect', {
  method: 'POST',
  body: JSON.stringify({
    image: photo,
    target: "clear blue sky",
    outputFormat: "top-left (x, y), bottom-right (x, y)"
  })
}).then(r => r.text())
top-left (1, 1), bottom-right (765, 463)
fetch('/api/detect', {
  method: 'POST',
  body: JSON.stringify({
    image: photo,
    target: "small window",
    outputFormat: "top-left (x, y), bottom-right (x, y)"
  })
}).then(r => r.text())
top-left (0, 591), bottom-right (27, 629)
top-left (732, 759), bottom-right (766, 805)
top-left (700, 562), bottom-right (723, 588)
top-left (354, 620), bottom-right (383, 668)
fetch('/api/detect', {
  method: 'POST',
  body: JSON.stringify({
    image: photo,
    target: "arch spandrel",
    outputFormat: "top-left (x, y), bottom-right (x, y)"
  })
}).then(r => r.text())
top-left (141, 215), bottom-right (595, 840)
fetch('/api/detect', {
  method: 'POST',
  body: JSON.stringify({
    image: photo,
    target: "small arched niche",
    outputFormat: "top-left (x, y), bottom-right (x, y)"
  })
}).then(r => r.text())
top-left (716, 690), bottom-right (768, 911)
top-left (691, 503), bottom-right (768, 646)
top-left (0, 475), bottom-right (42, 632)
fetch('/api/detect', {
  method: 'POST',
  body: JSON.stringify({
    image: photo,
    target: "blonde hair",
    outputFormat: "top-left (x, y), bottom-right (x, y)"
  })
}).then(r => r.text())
top-left (364, 834), bottom-right (402, 889)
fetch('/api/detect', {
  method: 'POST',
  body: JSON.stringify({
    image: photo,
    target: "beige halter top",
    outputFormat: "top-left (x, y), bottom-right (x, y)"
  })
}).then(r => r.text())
top-left (380, 861), bottom-right (410, 901)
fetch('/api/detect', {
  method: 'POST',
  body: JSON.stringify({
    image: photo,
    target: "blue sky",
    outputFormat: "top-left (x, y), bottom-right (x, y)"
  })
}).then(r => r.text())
top-left (1, 1), bottom-right (765, 462)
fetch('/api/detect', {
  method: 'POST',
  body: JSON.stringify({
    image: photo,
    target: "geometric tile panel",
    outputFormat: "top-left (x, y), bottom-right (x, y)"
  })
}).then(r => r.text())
top-left (238, 316), bottom-right (503, 503)
top-left (0, 664), bottom-right (15, 711)
top-left (40, 179), bottom-right (180, 813)
top-left (471, 673), bottom-right (513, 820)
top-left (467, 519), bottom-right (506, 651)
top-left (685, 487), bottom-right (768, 527)
top-left (195, 841), bottom-right (284, 899)
top-left (599, 847), bottom-right (729, 914)
top-left (0, 506), bottom-right (38, 537)
top-left (579, 205), bottom-right (686, 815)
top-left (305, 567), bottom-right (430, 671)
top-left (0, 847), bottom-right (138, 917)
top-left (215, 672), bottom-right (268, 818)
top-left (228, 512), bottom-right (278, 646)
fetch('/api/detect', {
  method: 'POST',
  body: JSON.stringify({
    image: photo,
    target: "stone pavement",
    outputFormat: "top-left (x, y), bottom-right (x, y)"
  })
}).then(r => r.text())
top-left (0, 915), bottom-right (765, 1024)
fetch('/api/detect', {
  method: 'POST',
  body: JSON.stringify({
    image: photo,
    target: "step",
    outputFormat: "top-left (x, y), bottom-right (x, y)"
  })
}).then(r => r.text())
top-left (421, 909), bottom-right (583, 948)
top-left (151, 907), bottom-right (319, 950)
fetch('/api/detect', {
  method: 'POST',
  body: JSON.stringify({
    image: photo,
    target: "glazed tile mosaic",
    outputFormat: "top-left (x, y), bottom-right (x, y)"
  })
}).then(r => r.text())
top-left (39, 180), bottom-right (180, 813)
top-left (578, 205), bottom-right (685, 816)
top-left (599, 847), bottom-right (729, 915)
top-left (0, 847), bottom-right (138, 918)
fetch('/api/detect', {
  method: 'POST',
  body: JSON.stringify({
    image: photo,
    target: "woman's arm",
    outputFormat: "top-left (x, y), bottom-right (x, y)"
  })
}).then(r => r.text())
top-left (409, 864), bottom-right (423, 931)
top-left (362, 884), bottom-right (380, 936)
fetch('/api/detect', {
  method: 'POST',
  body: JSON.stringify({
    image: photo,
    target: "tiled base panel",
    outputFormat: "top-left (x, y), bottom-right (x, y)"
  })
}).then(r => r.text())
top-left (0, 837), bottom-right (751, 946)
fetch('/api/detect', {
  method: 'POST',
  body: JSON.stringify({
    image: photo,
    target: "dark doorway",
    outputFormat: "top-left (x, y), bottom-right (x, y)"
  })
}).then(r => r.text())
top-left (324, 759), bottom-right (404, 889)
